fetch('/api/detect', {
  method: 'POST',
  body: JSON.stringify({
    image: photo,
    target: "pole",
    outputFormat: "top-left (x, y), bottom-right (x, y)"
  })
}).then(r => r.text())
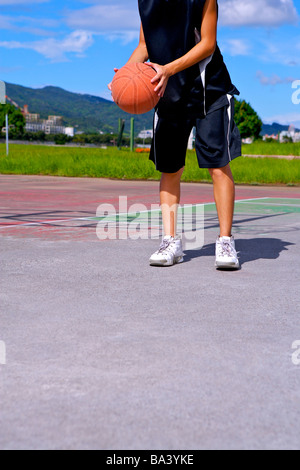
top-left (5, 114), bottom-right (8, 156)
top-left (117, 119), bottom-right (125, 150)
top-left (118, 118), bottom-right (121, 150)
top-left (0, 81), bottom-right (7, 154)
top-left (130, 118), bottom-right (135, 152)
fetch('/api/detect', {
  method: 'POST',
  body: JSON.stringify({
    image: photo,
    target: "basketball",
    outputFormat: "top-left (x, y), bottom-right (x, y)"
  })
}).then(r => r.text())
top-left (111, 63), bottom-right (160, 115)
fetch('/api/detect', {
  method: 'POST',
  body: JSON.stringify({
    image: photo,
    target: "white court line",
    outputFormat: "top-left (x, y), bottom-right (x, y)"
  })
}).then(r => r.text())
top-left (237, 202), bottom-right (300, 207)
top-left (0, 197), bottom-right (274, 230)
top-left (0, 216), bottom-right (92, 230)
top-left (89, 197), bottom-right (271, 224)
top-left (95, 197), bottom-right (271, 217)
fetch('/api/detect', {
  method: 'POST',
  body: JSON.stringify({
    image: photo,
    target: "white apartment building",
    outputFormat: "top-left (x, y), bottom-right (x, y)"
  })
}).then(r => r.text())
top-left (279, 126), bottom-right (300, 143)
top-left (23, 106), bottom-right (74, 136)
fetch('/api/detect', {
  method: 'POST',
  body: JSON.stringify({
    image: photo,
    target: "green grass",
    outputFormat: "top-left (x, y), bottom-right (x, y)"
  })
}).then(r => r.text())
top-left (0, 143), bottom-right (300, 185)
top-left (242, 141), bottom-right (300, 156)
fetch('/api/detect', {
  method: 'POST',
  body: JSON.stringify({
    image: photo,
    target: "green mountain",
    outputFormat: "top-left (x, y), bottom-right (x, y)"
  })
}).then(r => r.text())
top-left (7, 82), bottom-right (295, 138)
top-left (5, 83), bottom-right (154, 135)
top-left (261, 122), bottom-right (300, 135)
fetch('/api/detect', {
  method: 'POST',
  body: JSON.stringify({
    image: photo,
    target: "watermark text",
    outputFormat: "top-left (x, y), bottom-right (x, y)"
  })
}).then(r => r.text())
top-left (96, 196), bottom-right (204, 250)
top-left (0, 341), bottom-right (6, 365)
top-left (292, 340), bottom-right (300, 366)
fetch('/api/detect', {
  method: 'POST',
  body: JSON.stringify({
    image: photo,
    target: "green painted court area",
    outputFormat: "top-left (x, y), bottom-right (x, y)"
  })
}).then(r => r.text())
top-left (94, 197), bottom-right (300, 226)
top-left (235, 198), bottom-right (300, 214)
top-left (91, 197), bottom-right (300, 247)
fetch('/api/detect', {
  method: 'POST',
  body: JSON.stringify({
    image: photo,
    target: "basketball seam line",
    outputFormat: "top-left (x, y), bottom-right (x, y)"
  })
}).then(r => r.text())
top-left (139, 75), bottom-right (158, 108)
top-left (133, 79), bottom-right (138, 115)
top-left (116, 84), bottom-right (131, 107)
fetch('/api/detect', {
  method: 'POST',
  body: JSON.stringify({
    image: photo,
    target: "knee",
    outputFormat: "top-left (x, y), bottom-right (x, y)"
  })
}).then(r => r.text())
top-left (209, 165), bottom-right (232, 181)
top-left (209, 167), bottom-right (225, 180)
top-left (162, 167), bottom-right (184, 180)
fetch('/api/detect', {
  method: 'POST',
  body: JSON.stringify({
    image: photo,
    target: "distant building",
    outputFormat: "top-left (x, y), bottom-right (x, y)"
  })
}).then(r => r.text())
top-left (25, 113), bottom-right (40, 123)
top-left (263, 134), bottom-right (279, 141)
top-left (65, 127), bottom-right (75, 137)
top-left (293, 132), bottom-right (300, 143)
top-left (242, 137), bottom-right (254, 144)
top-left (279, 128), bottom-right (300, 143)
top-left (48, 116), bottom-right (63, 125)
top-left (138, 129), bottom-right (153, 139)
top-left (288, 125), bottom-right (296, 135)
top-left (24, 106), bottom-right (74, 136)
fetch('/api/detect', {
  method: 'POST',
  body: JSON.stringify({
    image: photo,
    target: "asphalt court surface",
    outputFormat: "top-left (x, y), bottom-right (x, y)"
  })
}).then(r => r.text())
top-left (0, 175), bottom-right (300, 450)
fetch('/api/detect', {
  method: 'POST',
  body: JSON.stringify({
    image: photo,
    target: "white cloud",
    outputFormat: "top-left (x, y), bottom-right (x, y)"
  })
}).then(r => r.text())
top-left (222, 39), bottom-right (251, 56)
top-left (257, 71), bottom-right (296, 85)
top-left (0, 31), bottom-right (94, 62)
top-left (264, 112), bottom-right (300, 126)
top-left (219, 0), bottom-right (299, 27)
top-left (65, 3), bottom-right (140, 42)
top-left (0, 15), bottom-right (12, 29)
top-left (258, 36), bottom-right (300, 66)
top-left (66, 4), bottom-right (139, 31)
top-left (0, 14), bottom-right (60, 36)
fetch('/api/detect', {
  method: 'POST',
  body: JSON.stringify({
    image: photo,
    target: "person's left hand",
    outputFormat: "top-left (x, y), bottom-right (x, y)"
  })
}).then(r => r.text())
top-left (145, 62), bottom-right (171, 98)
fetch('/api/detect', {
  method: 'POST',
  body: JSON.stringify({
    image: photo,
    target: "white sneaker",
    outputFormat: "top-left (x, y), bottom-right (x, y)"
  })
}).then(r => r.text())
top-left (215, 236), bottom-right (240, 270)
top-left (149, 236), bottom-right (184, 267)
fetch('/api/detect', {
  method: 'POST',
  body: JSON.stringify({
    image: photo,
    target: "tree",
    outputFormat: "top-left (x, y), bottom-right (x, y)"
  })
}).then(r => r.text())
top-left (0, 104), bottom-right (26, 134)
top-left (54, 133), bottom-right (71, 145)
top-left (234, 99), bottom-right (262, 140)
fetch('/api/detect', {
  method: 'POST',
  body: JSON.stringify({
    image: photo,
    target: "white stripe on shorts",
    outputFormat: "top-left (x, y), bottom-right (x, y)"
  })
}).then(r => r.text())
top-left (226, 94), bottom-right (233, 162)
top-left (153, 111), bottom-right (159, 168)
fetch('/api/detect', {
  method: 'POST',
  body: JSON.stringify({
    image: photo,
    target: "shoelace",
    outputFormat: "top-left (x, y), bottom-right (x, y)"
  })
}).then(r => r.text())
top-left (158, 238), bottom-right (173, 254)
top-left (219, 241), bottom-right (233, 257)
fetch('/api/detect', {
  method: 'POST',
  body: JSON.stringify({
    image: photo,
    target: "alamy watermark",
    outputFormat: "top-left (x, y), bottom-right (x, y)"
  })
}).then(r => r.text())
top-left (0, 341), bottom-right (6, 365)
top-left (292, 80), bottom-right (300, 105)
top-left (96, 196), bottom-right (204, 250)
top-left (292, 340), bottom-right (300, 366)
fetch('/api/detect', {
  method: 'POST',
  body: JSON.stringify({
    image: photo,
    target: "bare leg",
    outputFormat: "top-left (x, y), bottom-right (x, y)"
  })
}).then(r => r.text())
top-left (160, 167), bottom-right (184, 237)
top-left (208, 164), bottom-right (235, 237)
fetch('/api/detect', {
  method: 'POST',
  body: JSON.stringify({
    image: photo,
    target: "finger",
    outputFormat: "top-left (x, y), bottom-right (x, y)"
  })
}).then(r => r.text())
top-left (159, 83), bottom-right (167, 98)
top-left (154, 77), bottom-right (165, 93)
top-left (151, 70), bottom-right (163, 83)
top-left (146, 62), bottom-right (159, 73)
top-left (151, 73), bottom-right (161, 84)
top-left (108, 83), bottom-right (112, 90)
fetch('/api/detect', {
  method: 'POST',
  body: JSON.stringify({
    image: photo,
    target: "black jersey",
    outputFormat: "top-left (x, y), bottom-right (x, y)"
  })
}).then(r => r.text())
top-left (138, 0), bottom-right (239, 118)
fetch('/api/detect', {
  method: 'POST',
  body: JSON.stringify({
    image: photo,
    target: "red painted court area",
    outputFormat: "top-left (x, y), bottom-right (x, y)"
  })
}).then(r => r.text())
top-left (0, 175), bottom-right (299, 241)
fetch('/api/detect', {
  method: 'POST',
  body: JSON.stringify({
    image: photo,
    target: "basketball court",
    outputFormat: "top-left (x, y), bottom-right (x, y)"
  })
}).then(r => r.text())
top-left (0, 175), bottom-right (299, 450)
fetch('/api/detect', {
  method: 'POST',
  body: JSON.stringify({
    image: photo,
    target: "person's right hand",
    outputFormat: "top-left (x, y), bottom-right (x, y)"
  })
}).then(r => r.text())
top-left (108, 68), bottom-right (119, 91)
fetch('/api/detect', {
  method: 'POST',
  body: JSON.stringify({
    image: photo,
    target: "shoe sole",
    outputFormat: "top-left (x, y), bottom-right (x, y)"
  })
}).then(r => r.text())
top-left (215, 261), bottom-right (240, 270)
top-left (149, 256), bottom-right (184, 267)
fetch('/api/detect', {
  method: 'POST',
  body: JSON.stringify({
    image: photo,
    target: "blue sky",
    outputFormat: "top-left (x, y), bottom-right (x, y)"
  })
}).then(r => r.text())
top-left (0, 0), bottom-right (300, 127)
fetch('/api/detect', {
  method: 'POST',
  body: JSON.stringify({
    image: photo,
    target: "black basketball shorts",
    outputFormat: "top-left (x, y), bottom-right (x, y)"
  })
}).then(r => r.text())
top-left (149, 94), bottom-right (242, 173)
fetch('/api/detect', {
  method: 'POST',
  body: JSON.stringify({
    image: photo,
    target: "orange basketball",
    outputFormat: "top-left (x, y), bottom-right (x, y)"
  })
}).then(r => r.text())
top-left (111, 63), bottom-right (160, 115)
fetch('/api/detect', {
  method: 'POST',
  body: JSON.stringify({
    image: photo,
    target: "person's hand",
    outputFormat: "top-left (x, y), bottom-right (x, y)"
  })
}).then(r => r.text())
top-left (108, 68), bottom-right (119, 98)
top-left (145, 62), bottom-right (171, 98)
